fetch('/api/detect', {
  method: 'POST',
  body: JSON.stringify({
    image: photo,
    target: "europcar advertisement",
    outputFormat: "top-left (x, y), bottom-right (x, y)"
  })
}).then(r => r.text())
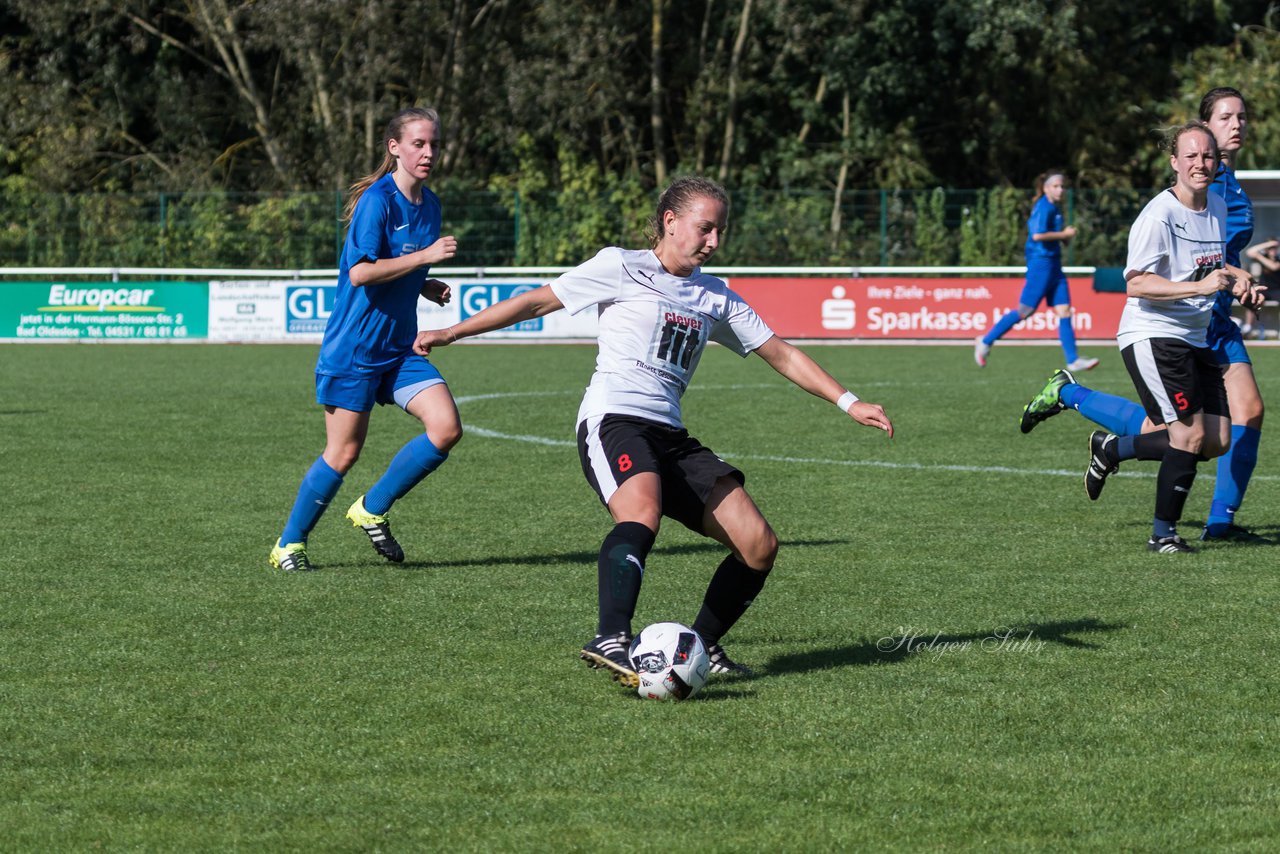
top-left (0, 281), bottom-right (209, 340)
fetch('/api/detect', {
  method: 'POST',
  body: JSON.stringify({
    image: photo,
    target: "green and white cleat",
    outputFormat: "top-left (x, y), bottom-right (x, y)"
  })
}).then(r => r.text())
top-left (1019, 368), bottom-right (1076, 434)
top-left (346, 495), bottom-right (405, 563)
top-left (269, 541), bottom-right (314, 572)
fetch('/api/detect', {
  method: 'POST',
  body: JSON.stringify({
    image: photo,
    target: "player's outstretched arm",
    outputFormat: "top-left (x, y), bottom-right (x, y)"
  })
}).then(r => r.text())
top-left (754, 336), bottom-right (893, 438)
top-left (414, 284), bottom-right (564, 355)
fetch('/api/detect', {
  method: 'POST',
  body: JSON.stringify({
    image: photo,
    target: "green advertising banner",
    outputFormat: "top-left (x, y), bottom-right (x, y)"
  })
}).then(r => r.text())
top-left (1, 281), bottom-right (209, 340)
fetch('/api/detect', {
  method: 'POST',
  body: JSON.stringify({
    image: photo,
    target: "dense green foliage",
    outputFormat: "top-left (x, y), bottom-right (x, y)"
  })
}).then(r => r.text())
top-left (3, 1), bottom-right (1279, 193)
top-left (3, 342), bottom-right (1279, 848)
top-left (2, 2), bottom-right (1278, 266)
top-left (0, 186), bottom-right (1155, 267)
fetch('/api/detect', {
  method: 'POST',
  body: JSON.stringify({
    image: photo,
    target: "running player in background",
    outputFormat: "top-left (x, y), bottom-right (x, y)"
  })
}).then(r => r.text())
top-left (414, 176), bottom-right (893, 687)
top-left (975, 170), bottom-right (1099, 372)
top-left (1020, 88), bottom-right (1266, 542)
top-left (1242, 237), bottom-right (1279, 338)
top-left (269, 107), bottom-right (461, 572)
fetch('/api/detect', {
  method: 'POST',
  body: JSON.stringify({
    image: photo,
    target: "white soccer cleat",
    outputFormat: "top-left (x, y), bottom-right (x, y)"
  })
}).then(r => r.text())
top-left (974, 337), bottom-right (991, 368)
top-left (1067, 356), bottom-right (1100, 372)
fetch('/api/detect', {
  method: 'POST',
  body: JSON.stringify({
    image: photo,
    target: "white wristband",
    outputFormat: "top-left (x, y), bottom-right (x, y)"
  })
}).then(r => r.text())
top-left (836, 391), bottom-right (859, 413)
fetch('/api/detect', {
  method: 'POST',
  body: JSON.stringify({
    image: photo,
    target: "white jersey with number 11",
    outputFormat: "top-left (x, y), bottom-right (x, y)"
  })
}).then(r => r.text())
top-left (550, 247), bottom-right (775, 429)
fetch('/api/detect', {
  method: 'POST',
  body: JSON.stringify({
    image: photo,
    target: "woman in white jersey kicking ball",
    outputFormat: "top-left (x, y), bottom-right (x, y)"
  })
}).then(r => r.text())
top-left (414, 177), bottom-right (893, 686)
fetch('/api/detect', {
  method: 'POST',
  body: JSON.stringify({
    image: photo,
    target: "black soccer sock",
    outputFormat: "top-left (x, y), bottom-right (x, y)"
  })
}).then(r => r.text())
top-left (691, 554), bottom-right (771, 648)
top-left (1131, 430), bottom-right (1171, 462)
top-left (596, 521), bottom-right (656, 637)
top-left (1154, 447), bottom-right (1200, 528)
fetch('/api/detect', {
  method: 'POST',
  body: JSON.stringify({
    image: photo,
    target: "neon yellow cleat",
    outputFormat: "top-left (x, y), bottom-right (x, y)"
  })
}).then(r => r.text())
top-left (269, 541), bottom-right (313, 572)
top-left (346, 496), bottom-right (405, 563)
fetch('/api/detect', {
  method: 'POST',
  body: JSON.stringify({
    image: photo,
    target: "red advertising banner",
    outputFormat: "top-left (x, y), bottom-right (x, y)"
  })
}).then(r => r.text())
top-left (726, 276), bottom-right (1126, 340)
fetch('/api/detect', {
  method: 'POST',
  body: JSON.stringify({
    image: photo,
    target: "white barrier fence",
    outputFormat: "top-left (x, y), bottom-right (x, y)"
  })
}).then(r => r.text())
top-left (1, 266), bottom-right (1108, 343)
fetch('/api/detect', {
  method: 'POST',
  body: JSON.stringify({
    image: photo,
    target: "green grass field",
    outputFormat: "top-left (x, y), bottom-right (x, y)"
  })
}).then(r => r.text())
top-left (3, 341), bottom-right (1279, 851)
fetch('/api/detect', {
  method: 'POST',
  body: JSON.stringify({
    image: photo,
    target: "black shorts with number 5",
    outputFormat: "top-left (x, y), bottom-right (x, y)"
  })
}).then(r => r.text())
top-left (577, 414), bottom-right (744, 534)
top-left (1122, 337), bottom-right (1228, 425)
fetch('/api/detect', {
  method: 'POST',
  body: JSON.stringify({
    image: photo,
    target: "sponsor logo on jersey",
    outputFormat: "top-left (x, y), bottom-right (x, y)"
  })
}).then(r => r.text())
top-left (663, 310), bottom-right (703, 330)
top-left (634, 359), bottom-right (686, 389)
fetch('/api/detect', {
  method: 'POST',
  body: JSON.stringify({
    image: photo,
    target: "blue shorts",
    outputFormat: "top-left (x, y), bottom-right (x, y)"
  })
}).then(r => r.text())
top-left (1206, 312), bottom-right (1251, 366)
top-left (1019, 258), bottom-right (1070, 309)
top-left (315, 355), bottom-right (445, 412)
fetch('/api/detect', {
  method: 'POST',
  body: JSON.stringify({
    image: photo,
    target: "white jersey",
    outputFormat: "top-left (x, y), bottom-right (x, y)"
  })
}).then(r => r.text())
top-left (550, 247), bottom-right (775, 428)
top-left (1117, 189), bottom-right (1227, 348)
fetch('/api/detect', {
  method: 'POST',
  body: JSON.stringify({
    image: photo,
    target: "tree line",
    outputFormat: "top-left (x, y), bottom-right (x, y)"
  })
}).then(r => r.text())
top-left (2, 1), bottom-right (1278, 267)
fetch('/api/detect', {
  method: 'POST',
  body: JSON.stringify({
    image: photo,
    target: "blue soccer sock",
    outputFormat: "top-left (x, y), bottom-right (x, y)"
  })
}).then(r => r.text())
top-left (983, 309), bottom-right (1023, 346)
top-left (363, 434), bottom-right (449, 515)
top-left (1060, 385), bottom-right (1147, 436)
top-left (280, 457), bottom-right (344, 546)
top-left (1057, 317), bottom-right (1079, 364)
top-left (1206, 425), bottom-right (1261, 530)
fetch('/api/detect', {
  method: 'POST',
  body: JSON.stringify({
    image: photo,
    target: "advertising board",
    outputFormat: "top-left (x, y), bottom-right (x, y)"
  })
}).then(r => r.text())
top-left (727, 276), bottom-right (1125, 340)
top-left (1, 281), bottom-right (208, 340)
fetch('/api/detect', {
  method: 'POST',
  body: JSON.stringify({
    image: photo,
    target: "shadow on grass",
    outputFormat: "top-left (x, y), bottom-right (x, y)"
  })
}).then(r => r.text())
top-left (671, 686), bottom-right (755, 702)
top-left (387, 537), bottom-right (849, 571)
top-left (758, 617), bottom-right (1127, 678)
top-left (1185, 520), bottom-right (1280, 548)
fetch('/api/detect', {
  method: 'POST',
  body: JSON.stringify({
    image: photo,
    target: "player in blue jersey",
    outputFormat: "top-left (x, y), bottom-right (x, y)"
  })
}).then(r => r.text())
top-left (1019, 88), bottom-right (1267, 541)
top-left (414, 177), bottom-right (894, 687)
top-left (975, 171), bottom-right (1100, 372)
top-left (269, 108), bottom-right (460, 572)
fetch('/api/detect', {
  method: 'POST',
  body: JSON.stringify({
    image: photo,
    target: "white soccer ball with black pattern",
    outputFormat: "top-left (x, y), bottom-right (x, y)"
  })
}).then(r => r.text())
top-left (628, 622), bottom-right (711, 701)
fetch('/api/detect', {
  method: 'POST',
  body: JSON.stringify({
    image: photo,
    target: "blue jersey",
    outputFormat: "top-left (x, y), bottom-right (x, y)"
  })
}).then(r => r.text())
top-left (317, 172), bottom-right (441, 377)
top-left (1024, 195), bottom-right (1063, 261)
top-left (1209, 163), bottom-right (1254, 321)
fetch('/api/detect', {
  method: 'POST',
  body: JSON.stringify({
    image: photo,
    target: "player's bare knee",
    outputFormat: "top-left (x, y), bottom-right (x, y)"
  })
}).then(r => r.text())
top-left (430, 420), bottom-right (463, 451)
top-left (625, 511), bottom-right (662, 532)
top-left (1237, 396), bottom-right (1264, 425)
top-left (1177, 429), bottom-right (1206, 455)
top-left (326, 445), bottom-right (361, 473)
top-left (612, 500), bottom-right (661, 533)
top-left (740, 524), bottom-right (778, 570)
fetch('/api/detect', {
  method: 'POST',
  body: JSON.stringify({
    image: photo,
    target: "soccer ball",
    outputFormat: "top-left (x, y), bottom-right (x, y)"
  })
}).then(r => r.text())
top-left (628, 622), bottom-right (711, 701)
